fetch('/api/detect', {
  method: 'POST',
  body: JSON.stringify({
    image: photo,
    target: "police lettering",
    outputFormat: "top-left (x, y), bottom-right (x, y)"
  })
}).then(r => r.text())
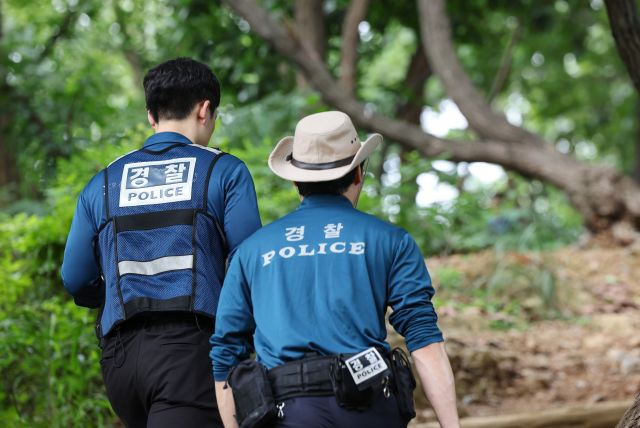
top-left (261, 242), bottom-right (366, 266)
top-left (330, 242), bottom-right (345, 253)
top-left (356, 362), bottom-right (383, 380)
top-left (127, 185), bottom-right (184, 202)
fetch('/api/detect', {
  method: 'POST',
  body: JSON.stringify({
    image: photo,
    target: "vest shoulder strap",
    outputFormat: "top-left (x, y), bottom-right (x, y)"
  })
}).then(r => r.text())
top-left (201, 151), bottom-right (228, 253)
top-left (202, 151), bottom-right (227, 211)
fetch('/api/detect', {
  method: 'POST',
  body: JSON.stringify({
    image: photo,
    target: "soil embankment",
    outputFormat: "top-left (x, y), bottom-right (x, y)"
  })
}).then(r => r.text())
top-left (404, 247), bottom-right (640, 426)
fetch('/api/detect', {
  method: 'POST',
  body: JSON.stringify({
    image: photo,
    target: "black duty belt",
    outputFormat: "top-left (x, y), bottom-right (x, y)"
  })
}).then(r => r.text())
top-left (229, 349), bottom-right (416, 425)
top-left (267, 355), bottom-right (338, 401)
top-left (267, 350), bottom-right (392, 402)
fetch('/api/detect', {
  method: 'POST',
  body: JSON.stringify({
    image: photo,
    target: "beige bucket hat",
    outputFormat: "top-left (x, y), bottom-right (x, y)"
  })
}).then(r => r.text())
top-left (268, 111), bottom-right (383, 182)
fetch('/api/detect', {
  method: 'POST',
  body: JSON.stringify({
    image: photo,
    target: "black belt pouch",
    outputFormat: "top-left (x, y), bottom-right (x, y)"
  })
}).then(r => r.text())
top-left (390, 348), bottom-right (417, 422)
top-left (330, 357), bottom-right (374, 411)
top-left (228, 359), bottom-right (277, 428)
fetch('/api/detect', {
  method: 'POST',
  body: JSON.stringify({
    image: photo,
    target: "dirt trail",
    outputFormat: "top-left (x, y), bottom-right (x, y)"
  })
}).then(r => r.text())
top-left (407, 247), bottom-right (640, 424)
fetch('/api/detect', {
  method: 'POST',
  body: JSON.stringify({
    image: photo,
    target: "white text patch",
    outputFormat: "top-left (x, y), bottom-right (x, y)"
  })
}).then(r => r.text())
top-left (119, 158), bottom-right (196, 207)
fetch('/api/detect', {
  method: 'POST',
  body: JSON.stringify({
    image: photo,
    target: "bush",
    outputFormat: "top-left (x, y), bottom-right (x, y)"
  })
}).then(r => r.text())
top-left (0, 298), bottom-right (112, 426)
top-left (433, 250), bottom-right (568, 329)
top-left (0, 127), bottom-right (143, 426)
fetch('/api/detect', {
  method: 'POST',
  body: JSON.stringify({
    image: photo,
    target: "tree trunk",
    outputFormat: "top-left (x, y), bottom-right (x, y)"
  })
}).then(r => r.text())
top-left (0, 0), bottom-right (20, 194)
top-left (339, 0), bottom-right (370, 95)
top-left (617, 393), bottom-right (640, 428)
top-left (605, 0), bottom-right (640, 94)
top-left (0, 114), bottom-right (19, 193)
top-left (395, 41), bottom-right (430, 124)
top-left (605, 0), bottom-right (640, 189)
top-left (634, 100), bottom-right (640, 184)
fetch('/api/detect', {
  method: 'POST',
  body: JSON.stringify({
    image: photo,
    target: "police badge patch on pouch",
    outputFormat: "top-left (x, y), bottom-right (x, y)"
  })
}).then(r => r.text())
top-left (119, 158), bottom-right (196, 207)
top-left (345, 347), bottom-right (389, 390)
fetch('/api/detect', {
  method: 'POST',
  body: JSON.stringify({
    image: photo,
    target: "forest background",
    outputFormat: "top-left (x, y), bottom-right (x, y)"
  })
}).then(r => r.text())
top-left (1, 0), bottom-right (640, 426)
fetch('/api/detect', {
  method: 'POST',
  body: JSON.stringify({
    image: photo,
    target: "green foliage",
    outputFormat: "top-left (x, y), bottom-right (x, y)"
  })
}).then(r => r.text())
top-left (1, 0), bottom-right (143, 195)
top-left (474, 254), bottom-right (560, 327)
top-left (434, 266), bottom-right (464, 292)
top-left (0, 127), bottom-right (143, 426)
top-left (0, 298), bottom-right (112, 427)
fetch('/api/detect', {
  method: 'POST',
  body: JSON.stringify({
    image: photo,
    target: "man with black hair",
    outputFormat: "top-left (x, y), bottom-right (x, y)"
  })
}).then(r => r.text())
top-left (210, 111), bottom-right (459, 427)
top-left (62, 57), bottom-right (261, 427)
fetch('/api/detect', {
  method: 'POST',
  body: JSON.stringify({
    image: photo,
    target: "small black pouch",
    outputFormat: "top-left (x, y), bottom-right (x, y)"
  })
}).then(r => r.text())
top-left (329, 356), bottom-right (374, 411)
top-left (227, 359), bottom-right (277, 428)
top-left (390, 348), bottom-right (417, 422)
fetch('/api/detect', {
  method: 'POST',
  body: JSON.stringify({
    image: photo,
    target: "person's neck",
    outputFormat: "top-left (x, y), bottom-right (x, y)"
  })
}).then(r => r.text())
top-left (342, 185), bottom-right (360, 207)
top-left (298, 187), bottom-right (360, 207)
top-left (154, 121), bottom-right (203, 146)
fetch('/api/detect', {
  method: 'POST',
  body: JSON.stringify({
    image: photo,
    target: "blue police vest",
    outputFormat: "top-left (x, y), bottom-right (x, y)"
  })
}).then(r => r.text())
top-left (96, 142), bottom-right (226, 336)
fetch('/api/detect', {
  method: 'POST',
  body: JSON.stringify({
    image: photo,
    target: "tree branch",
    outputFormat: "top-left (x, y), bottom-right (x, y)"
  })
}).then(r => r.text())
top-left (222, 0), bottom-right (640, 237)
top-left (294, 0), bottom-right (326, 58)
top-left (114, 4), bottom-right (144, 85)
top-left (395, 40), bottom-right (431, 123)
top-left (339, 0), bottom-right (370, 95)
top-left (294, 0), bottom-right (325, 87)
top-left (487, 21), bottom-right (521, 104)
top-left (605, 0), bottom-right (640, 94)
top-left (39, 9), bottom-right (77, 62)
top-left (417, 0), bottom-right (544, 145)
top-left (221, 0), bottom-right (582, 189)
top-left (377, 41), bottom-right (431, 181)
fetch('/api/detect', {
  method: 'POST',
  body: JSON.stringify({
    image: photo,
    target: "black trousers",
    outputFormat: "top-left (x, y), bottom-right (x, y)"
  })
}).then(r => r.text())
top-left (99, 313), bottom-right (222, 428)
top-left (272, 393), bottom-right (407, 428)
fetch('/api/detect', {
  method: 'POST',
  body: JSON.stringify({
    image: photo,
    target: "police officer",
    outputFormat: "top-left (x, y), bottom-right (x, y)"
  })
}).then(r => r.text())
top-left (210, 111), bottom-right (460, 428)
top-left (62, 58), bottom-right (261, 427)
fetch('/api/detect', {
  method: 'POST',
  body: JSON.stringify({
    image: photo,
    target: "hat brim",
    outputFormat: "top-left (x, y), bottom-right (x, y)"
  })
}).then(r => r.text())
top-left (268, 133), bottom-right (383, 182)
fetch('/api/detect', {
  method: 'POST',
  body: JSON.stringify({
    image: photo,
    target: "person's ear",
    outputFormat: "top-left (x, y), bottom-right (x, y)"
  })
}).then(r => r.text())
top-left (147, 111), bottom-right (157, 129)
top-left (353, 165), bottom-right (363, 186)
top-left (197, 100), bottom-right (211, 124)
top-left (293, 181), bottom-right (304, 201)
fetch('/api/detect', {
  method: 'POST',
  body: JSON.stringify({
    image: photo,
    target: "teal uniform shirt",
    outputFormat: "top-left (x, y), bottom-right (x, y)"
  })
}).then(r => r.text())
top-left (210, 194), bottom-right (443, 381)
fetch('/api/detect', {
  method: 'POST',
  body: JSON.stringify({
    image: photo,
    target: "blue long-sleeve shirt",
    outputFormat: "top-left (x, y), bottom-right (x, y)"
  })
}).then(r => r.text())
top-left (61, 131), bottom-right (262, 300)
top-left (210, 194), bottom-right (443, 381)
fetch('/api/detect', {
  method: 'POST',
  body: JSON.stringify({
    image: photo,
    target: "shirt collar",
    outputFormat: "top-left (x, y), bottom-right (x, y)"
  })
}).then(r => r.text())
top-left (143, 132), bottom-right (194, 148)
top-left (298, 194), bottom-right (353, 209)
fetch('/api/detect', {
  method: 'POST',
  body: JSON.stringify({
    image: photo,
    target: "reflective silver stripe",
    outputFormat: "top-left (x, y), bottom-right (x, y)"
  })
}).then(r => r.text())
top-left (118, 255), bottom-right (193, 276)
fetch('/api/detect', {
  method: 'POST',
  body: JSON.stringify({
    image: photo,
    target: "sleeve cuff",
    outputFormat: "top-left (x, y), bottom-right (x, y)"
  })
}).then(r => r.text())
top-left (406, 333), bottom-right (444, 353)
top-left (214, 367), bottom-right (232, 382)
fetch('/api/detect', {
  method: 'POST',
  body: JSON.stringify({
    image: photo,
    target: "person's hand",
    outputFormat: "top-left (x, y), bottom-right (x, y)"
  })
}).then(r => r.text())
top-left (73, 278), bottom-right (104, 308)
